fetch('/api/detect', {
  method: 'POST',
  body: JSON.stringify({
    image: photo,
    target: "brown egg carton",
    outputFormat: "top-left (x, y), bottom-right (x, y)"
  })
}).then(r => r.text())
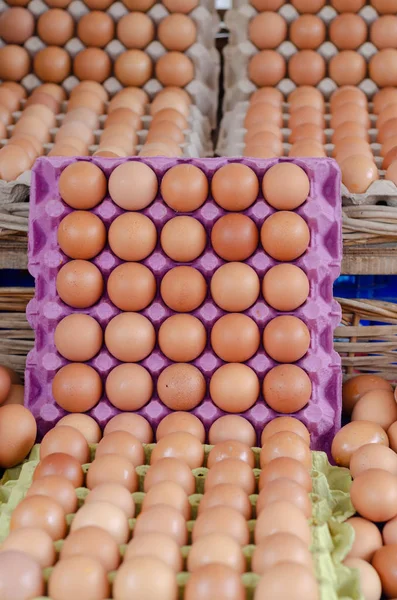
top-left (223, 3), bottom-right (386, 113)
top-left (0, 0), bottom-right (220, 125)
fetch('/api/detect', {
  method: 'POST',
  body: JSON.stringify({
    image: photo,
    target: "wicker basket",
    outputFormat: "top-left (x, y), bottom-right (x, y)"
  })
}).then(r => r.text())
top-left (0, 288), bottom-right (34, 376)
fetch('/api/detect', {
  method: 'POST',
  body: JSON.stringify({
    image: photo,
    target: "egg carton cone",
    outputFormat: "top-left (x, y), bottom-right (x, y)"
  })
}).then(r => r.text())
top-left (222, 3), bottom-right (388, 113)
top-left (0, 445), bottom-right (360, 600)
top-left (26, 156), bottom-right (342, 453)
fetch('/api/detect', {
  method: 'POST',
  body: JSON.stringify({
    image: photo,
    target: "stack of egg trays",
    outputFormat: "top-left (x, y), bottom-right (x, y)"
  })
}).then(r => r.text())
top-left (0, 0), bottom-right (220, 125)
top-left (222, 1), bottom-right (397, 205)
top-left (25, 156), bottom-right (342, 449)
top-left (0, 447), bottom-right (362, 600)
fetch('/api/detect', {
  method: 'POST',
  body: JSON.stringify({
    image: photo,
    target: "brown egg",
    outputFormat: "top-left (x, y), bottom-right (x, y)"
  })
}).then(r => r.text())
top-left (330, 14), bottom-right (367, 50)
top-left (114, 50), bottom-right (152, 86)
top-left (77, 11), bottom-right (114, 47)
top-left (289, 86), bottom-right (325, 110)
top-left (141, 480), bottom-right (190, 520)
top-left (108, 212), bottom-right (157, 262)
top-left (263, 365), bottom-right (311, 414)
top-left (160, 216), bottom-right (206, 262)
top-left (85, 484), bottom-right (134, 520)
top-left (289, 50), bottom-right (326, 86)
top-left (250, 87), bottom-right (283, 107)
top-left (134, 504), bottom-right (187, 545)
top-left (329, 51), bottom-right (367, 85)
top-left (95, 431), bottom-right (145, 467)
top-left (252, 532), bottom-right (313, 575)
top-left (49, 555), bottom-right (109, 600)
top-left (107, 263), bottom-right (156, 313)
top-left (388, 421), bottom-right (397, 452)
top-left (157, 363), bottom-right (206, 410)
top-left (60, 526), bottom-right (120, 572)
top-left (263, 264), bottom-right (309, 311)
top-left (1, 384), bottom-right (24, 407)
top-left (0, 145), bottom-right (32, 181)
top-left (54, 314), bottom-right (103, 363)
top-left (288, 107), bottom-right (325, 130)
top-left (193, 506), bottom-right (249, 546)
top-left (26, 474), bottom-right (78, 514)
top-left (260, 212), bottom-right (310, 262)
top-left (63, 108), bottom-right (98, 130)
top-left (262, 163), bottom-right (309, 209)
top-left (0, 367), bottom-right (11, 406)
top-left (211, 214), bottom-right (258, 262)
top-left (244, 131), bottom-right (283, 156)
top-left (161, 164), bottom-right (207, 211)
top-left (37, 9), bottom-right (74, 46)
top-left (0, 528), bottom-right (56, 568)
top-left (52, 363), bottom-right (102, 413)
top-left (106, 363), bottom-right (153, 412)
top-left (0, 88), bottom-right (20, 113)
top-left (121, 0), bottom-right (155, 8)
top-left (11, 495), bottom-right (66, 540)
top-left (331, 105), bottom-right (370, 130)
top-left (261, 417), bottom-right (310, 446)
top-left (211, 263), bottom-right (259, 312)
top-left (160, 266), bottom-right (207, 312)
top-left (254, 563), bottom-right (318, 600)
top-left (260, 431), bottom-right (312, 470)
top-left (352, 389), bottom-right (397, 430)
top-left (116, 12), bottom-right (154, 49)
top-left (210, 364), bottom-right (259, 413)
top-left (125, 533), bottom-right (182, 573)
top-left (340, 155), bottom-right (378, 193)
top-left (384, 147), bottom-right (397, 170)
top-left (351, 468), bottom-right (397, 522)
top-left (0, 404), bottom-right (36, 468)
top-left (150, 431), bottom-right (203, 469)
top-left (386, 160), bottom-right (397, 185)
top-left (331, 0), bottom-right (365, 9)
top-left (155, 52), bottom-right (194, 87)
top-left (56, 260), bottom-right (104, 309)
top-left (204, 458), bottom-right (256, 495)
top-left (0, 551), bottom-right (44, 599)
top-left (57, 414), bottom-right (101, 444)
top-left (199, 485), bottom-right (251, 522)
top-left (346, 517), bottom-right (383, 562)
top-left (0, 105), bottom-right (11, 128)
top-left (372, 545), bottom-right (397, 599)
top-left (57, 211), bottom-right (106, 261)
top-left (332, 123), bottom-right (369, 144)
top-left (249, 12), bottom-right (287, 50)
top-left (158, 14), bottom-right (196, 51)
top-left (207, 441), bottom-right (255, 469)
top-left (152, 108), bottom-right (188, 131)
top-left (156, 412), bottom-right (205, 443)
top-left (212, 163), bottom-right (258, 211)
top-left (0, 46), bottom-right (30, 81)
top-left (208, 416), bottom-right (256, 447)
top-left (150, 91), bottom-right (190, 119)
top-left (289, 123), bottom-right (325, 145)
top-left (383, 516), bottom-right (397, 545)
top-left (290, 15), bottom-right (326, 50)
top-left (6, 137), bottom-right (37, 163)
top-left (185, 564), bottom-right (245, 600)
top-left (105, 312), bottom-right (155, 363)
top-left (147, 120), bottom-right (185, 145)
top-left (158, 315), bottom-right (206, 362)
top-left (350, 443), bottom-right (397, 478)
top-left (211, 313), bottom-right (260, 363)
top-left (73, 48), bottom-right (111, 82)
top-left (291, 0), bottom-right (325, 9)
top-left (87, 454), bottom-right (138, 492)
top-left (331, 421), bottom-right (389, 467)
top-left (113, 557), bottom-right (177, 600)
top-left (188, 534), bottom-right (245, 574)
top-left (33, 453), bottom-right (84, 487)
top-left (0, 7), bottom-right (34, 43)
top-left (40, 426), bottom-right (90, 464)
top-left (257, 478), bottom-right (311, 518)
top-left (104, 413), bottom-right (153, 443)
top-left (144, 457), bottom-right (195, 495)
top-left (255, 500), bottom-right (311, 545)
top-left (34, 47), bottom-right (71, 83)
top-left (243, 145), bottom-right (278, 159)
top-left (248, 50), bottom-right (286, 86)
top-left (380, 135), bottom-right (397, 158)
top-left (259, 457), bottom-right (312, 492)
top-left (263, 316), bottom-right (310, 363)
top-left (372, 15), bottom-right (397, 51)
top-left (374, 88), bottom-right (397, 114)
top-left (59, 162), bottom-right (106, 209)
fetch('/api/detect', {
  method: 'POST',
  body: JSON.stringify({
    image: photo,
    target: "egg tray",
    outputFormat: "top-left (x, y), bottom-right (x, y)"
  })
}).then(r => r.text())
top-left (26, 155), bottom-right (342, 449)
top-left (0, 448), bottom-right (361, 600)
top-left (0, 0), bottom-right (220, 126)
top-left (217, 102), bottom-right (397, 207)
top-left (223, 3), bottom-right (392, 113)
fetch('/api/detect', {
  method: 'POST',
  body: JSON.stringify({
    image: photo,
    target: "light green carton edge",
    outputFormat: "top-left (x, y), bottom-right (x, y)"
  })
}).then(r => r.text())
top-left (0, 446), bottom-right (361, 600)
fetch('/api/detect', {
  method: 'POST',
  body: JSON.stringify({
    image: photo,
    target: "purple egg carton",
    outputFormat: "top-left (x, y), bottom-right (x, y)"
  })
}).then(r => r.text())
top-left (26, 156), bottom-right (342, 451)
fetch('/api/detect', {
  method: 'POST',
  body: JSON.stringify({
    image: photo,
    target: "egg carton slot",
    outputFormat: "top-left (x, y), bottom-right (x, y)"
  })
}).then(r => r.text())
top-left (0, 447), bottom-right (360, 600)
top-left (26, 156), bottom-right (342, 451)
top-left (222, 2), bottom-right (395, 112)
top-left (217, 102), bottom-right (397, 207)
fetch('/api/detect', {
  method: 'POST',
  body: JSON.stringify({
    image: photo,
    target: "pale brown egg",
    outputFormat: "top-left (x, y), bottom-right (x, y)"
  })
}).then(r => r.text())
top-left (244, 131), bottom-right (283, 156)
top-left (0, 46), bottom-right (30, 81)
top-left (141, 481), bottom-right (190, 520)
top-left (289, 86), bottom-right (325, 111)
top-left (1, 81), bottom-right (26, 102)
top-left (185, 564), bottom-right (245, 600)
top-left (374, 88), bottom-right (397, 114)
top-left (370, 15), bottom-right (397, 49)
top-left (243, 145), bottom-right (278, 159)
top-left (107, 263), bottom-right (156, 313)
top-left (56, 260), bottom-right (103, 309)
top-left (108, 212), bottom-right (157, 261)
top-left (212, 164), bottom-right (256, 211)
top-left (261, 417), bottom-right (310, 446)
top-left (52, 363), bottom-right (102, 413)
top-left (134, 504), bottom-right (187, 545)
top-left (60, 526), bottom-right (120, 572)
top-left (210, 363), bottom-right (259, 413)
top-left (193, 506), bottom-right (249, 546)
top-left (254, 563), bottom-right (318, 600)
top-left (351, 468), bottom-right (397, 522)
top-left (158, 315), bottom-right (206, 362)
top-left (262, 162), bottom-right (309, 209)
top-left (188, 533), bottom-right (245, 573)
top-left (161, 216), bottom-right (206, 262)
top-left (373, 545), bottom-right (397, 599)
top-left (152, 108), bottom-right (188, 130)
top-left (125, 533), bottom-right (182, 572)
top-left (330, 14), bottom-right (367, 50)
top-left (383, 516), bottom-right (397, 546)
top-left (208, 416), bottom-right (256, 447)
top-left (87, 454), bottom-right (138, 492)
top-left (57, 211), bottom-right (106, 260)
top-left (49, 555), bottom-right (109, 600)
top-left (330, 51), bottom-right (367, 85)
top-left (116, 12), bottom-right (154, 49)
top-left (211, 214), bottom-right (259, 262)
top-left (150, 431), bottom-right (204, 469)
top-left (263, 316), bottom-right (310, 363)
top-left (114, 50), bottom-right (152, 86)
top-left (144, 457), bottom-right (195, 495)
top-left (380, 135), bottom-right (397, 158)
top-left (259, 457), bottom-right (312, 492)
top-left (260, 431), bottom-right (312, 470)
top-left (161, 164), bottom-right (208, 210)
top-left (263, 264), bottom-right (310, 312)
top-left (204, 458), bottom-right (256, 496)
top-left (386, 160), bottom-right (397, 185)
top-left (26, 474), bottom-right (78, 514)
top-left (331, 105), bottom-right (370, 130)
top-left (160, 266), bottom-right (207, 312)
top-left (332, 122), bottom-right (369, 144)
top-left (105, 313), bottom-right (155, 363)
top-left (113, 557), bottom-right (177, 600)
top-left (155, 52), bottom-right (195, 87)
top-left (340, 155), bottom-right (378, 193)
top-left (254, 500), bottom-right (311, 545)
top-left (33, 453), bottom-right (84, 487)
top-left (198, 484), bottom-right (251, 520)
top-left (0, 528), bottom-right (56, 568)
top-left (350, 443), bottom-right (397, 478)
top-left (40, 425), bottom-right (90, 464)
top-left (352, 389), bottom-right (397, 430)
top-left (0, 145), bottom-right (32, 181)
top-left (150, 90), bottom-right (190, 118)
top-left (0, 404), bottom-right (36, 468)
top-left (248, 50), bottom-right (286, 87)
top-left (207, 440), bottom-right (255, 469)
top-left (290, 15), bottom-right (326, 50)
top-left (57, 414), bottom-right (101, 444)
top-left (108, 161), bottom-right (157, 210)
top-left (2, 383), bottom-right (24, 407)
top-left (289, 140), bottom-right (326, 158)
top-left (335, 139), bottom-right (372, 163)
top-left (156, 412), bottom-right (205, 442)
top-left (249, 12), bottom-right (287, 50)
top-left (157, 363), bottom-right (206, 410)
top-left (370, 49), bottom-right (397, 86)
top-left (11, 495), bottom-right (66, 541)
top-left (289, 106), bottom-right (325, 129)
top-left (104, 413), bottom-right (153, 444)
top-left (346, 558), bottom-right (382, 600)
top-left (346, 516), bottom-right (383, 561)
top-left (59, 162), bottom-right (106, 209)
top-left (0, 87), bottom-right (20, 112)
top-left (147, 120), bottom-right (184, 145)
top-left (289, 50), bottom-right (326, 86)
top-left (257, 478), bottom-right (312, 518)
top-left (158, 14), bottom-right (196, 51)
top-left (331, 421), bottom-right (389, 467)
top-left (54, 314), bottom-right (102, 363)
top-left (95, 430), bottom-right (145, 466)
top-left (0, 551), bottom-right (44, 599)
top-left (211, 263), bottom-right (260, 312)
top-left (252, 532), bottom-right (314, 575)
top-left (85, 483), bottom-right (135, 519)
top-left (6, 137), bottom-right (38, 163)
top-left (289, 123), bottom-right (325, 144)
top-left (250, 87), bottom-right (284, 107)
top-left (211, 313), bottom-right (260, 363)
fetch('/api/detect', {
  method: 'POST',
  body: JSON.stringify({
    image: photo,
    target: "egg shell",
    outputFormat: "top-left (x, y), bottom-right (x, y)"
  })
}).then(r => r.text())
top-left (26, 156), bottom-right (342, 452)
